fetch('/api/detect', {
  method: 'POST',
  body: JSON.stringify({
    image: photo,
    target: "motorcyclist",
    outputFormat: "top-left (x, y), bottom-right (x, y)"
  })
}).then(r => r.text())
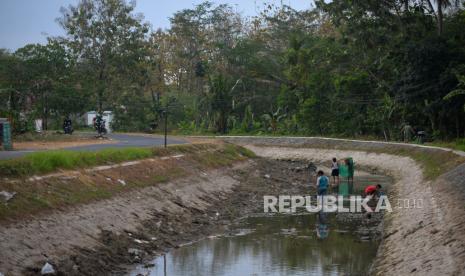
top-left (63, 116), bottom-right (73, 134)
top-left (94, 113), bottom-right (107, 136)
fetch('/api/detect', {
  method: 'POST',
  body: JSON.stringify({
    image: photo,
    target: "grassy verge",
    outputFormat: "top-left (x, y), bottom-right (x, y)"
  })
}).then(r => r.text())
top-left (247, 140), bottom-right (465, 180)
top-left (0, 143), bottom-right (255, 221)
top-left (372, 146), bottom-right (465, 180)
top-left (0, 148), bottom-right (153, 177)
top-left (335, 145), bottom-right (462, 180)
top-left (12, 131), bottom-right (94, 142)
top-left (0, 143), bottom-right (251, 178)
top-left (427, 139), bottom-right (465, 152)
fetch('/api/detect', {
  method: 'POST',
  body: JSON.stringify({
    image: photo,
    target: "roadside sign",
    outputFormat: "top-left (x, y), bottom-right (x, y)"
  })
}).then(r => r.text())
top-left (0, 119), bottom-right (13, 150)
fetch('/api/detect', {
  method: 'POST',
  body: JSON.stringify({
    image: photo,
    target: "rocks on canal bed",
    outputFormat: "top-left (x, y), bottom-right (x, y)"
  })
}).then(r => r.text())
top-left (291, 166), bottom-right (303, 172)
top-left (128, 248), bottom-right (144, 255)
top-left (134, 238), bottom-right (150, 244)
top-left (0, 191), bottom-right (16, 203)
top-left (128, 248), bottom-right (146, 262)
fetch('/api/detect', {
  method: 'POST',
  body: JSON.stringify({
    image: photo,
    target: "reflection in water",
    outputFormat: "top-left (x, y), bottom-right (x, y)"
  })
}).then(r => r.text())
top-left (130, 213), bottom-right (378, 276)
top-left (316, 212), bottom-right (329, 240)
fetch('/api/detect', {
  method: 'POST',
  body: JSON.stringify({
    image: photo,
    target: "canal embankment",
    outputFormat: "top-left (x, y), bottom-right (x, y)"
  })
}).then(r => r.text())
top-left (220, 136), bottom-right (465, 275)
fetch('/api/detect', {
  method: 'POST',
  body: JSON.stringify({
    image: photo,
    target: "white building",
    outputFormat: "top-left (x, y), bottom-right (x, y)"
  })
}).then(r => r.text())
top-left (85, 111), bottom-right (113, 133)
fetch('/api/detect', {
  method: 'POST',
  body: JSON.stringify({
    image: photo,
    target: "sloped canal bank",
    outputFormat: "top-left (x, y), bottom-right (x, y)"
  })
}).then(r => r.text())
top-left (128, 159), bottom-right (391, 276)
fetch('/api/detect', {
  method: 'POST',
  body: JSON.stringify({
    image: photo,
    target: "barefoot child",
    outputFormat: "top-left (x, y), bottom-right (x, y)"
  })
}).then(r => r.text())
top-left (331, 157), bottom-right (339, 188)
top-left (316, 170), bottom-right (329, 196)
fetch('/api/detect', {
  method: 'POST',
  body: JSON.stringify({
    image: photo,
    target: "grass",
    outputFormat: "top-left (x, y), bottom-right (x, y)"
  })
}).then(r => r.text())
top-left (0, 148), bottom-right (153, 177)
top-left (186, 143), bottom-right (255, 168)
top-left (375, 146), bottom-right (465, 180)
top-left (204, 134), bottom-right (465, 180)
top-left (12, 131), bottom-right (92, 142)
top-left (0, 143), bottom-right (245, 178)
top-left (427, 138), bottom-right (465, 152)
top-left (0, 143), bottom-right (254, 221)
top-left (261, 141), bottom-right (465, 180)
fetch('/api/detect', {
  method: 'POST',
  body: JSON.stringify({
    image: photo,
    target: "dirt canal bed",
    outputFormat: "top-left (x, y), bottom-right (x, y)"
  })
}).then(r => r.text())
top-left (126, 159), bottom-right (392, 276)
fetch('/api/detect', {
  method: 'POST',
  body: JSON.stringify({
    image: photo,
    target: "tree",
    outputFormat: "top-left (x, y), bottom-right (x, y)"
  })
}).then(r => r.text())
top-left (262, 107), bottom-right (286, 133)
top-left (208, 74), bottom-right (233, 133)
top-left (444, 72), bottom-right (465, 109)
top-left (58, 0), bottom-right (150, 114)
top-left (3, 0), bottom-right (465, 139)
top-left (14, 40), bottom-right (81, 130)
top-left (0, 50), bottom-right (25, 131)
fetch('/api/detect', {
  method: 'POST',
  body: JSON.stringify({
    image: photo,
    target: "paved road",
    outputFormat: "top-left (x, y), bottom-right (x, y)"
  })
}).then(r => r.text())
top-left (0, 133), bottom-right (186, 160)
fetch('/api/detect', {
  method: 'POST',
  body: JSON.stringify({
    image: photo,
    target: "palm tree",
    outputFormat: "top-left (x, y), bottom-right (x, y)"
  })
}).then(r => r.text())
top-left (261, 108), bottom-right (287, 133)
top-left (443, 72), bottom-right (465, 110)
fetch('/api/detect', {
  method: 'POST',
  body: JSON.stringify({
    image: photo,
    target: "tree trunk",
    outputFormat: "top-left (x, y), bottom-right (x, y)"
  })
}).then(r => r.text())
top-left (42, 91), bottom-right (48, 131)
top-left (98, 65), bottom-right (105, 113)
top-left (157, 62), bottom-right (165, 95)
top-left (456, 112), bottom-right (460, 138)
top-left (437, 0), bottom-right (443, 35)
top-left (8, 90), bottom-right (16, 132)
top-left (429, 114), bottom-right (436, 135)
top-left (98, 89), bottom-right (103, 112)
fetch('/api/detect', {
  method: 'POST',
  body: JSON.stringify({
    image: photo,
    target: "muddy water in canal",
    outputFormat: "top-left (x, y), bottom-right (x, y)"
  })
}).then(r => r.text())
top-left (130, 173), bottom-right (392, 276)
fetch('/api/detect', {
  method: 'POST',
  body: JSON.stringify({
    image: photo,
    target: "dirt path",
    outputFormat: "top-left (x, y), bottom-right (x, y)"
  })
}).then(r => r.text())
top-left (245, 145), bottom-right (465, 275)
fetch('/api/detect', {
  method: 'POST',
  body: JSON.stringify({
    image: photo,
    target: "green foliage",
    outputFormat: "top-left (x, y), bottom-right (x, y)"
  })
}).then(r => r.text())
top-left (2, 1), bottom-right (465, 140)
top-left (444, 71), bottom-right (465, 111)
top-left (261, 108), bottom-right (286, 133)
top-left (241, 105), bottom-right (254, 132)
top-left (0, 41), bottom-right (86, 132)
top-left (208, 74), bottom-right (234, 133)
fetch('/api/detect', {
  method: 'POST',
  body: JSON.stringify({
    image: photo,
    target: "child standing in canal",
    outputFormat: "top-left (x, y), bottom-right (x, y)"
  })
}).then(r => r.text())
top-left (331, 157), bottom-right (339, 189)
top-left (316, 170), bottom-right (329, 196)
top-left (316, 170), bottom-right (329, 208)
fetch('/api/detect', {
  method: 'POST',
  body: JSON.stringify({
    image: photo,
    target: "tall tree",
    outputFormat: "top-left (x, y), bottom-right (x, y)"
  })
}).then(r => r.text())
top-left (58, 0), bottom-right (150, 113)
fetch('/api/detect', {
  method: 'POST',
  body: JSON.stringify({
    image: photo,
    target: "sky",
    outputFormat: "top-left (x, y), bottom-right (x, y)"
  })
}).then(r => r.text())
top-left (0, 0), bottom-right (313, 51)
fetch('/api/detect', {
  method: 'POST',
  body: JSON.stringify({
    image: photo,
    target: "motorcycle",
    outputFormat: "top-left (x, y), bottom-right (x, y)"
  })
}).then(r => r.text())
top-left (93, 115), bottom-right (107, 136)
top-left (63, 118), bottom-right (74, 134)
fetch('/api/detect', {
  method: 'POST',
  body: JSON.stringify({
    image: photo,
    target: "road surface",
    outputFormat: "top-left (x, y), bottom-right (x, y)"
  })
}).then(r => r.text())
top-left (0, 133), bottom-right (186, 160)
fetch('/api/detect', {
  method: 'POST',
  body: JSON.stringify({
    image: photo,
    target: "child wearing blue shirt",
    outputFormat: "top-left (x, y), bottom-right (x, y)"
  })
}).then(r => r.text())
top-left (316, 170), bottom-right (329, 195)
